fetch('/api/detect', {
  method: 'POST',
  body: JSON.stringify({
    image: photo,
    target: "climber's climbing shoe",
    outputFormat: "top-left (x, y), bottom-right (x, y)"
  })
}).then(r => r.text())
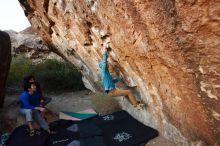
top-left (138, 102), bottom-right (145, 107)
top-left (134, 104), bottom-right (143, 110)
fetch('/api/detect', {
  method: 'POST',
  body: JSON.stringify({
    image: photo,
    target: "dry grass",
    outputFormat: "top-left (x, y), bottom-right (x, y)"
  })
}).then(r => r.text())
top-left (91, 92), bottom-right (122, 115)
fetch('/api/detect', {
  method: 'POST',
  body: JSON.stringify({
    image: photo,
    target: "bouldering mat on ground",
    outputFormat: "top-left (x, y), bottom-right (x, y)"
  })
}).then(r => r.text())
top-left (6, 110), bottom-right (158, 146)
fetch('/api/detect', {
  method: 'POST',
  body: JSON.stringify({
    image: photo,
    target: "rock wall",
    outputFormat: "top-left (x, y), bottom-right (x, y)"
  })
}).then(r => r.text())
top-left (19, 0), bottom-right (220, 145)
top-left (0, 31), bottom-right (11, 108)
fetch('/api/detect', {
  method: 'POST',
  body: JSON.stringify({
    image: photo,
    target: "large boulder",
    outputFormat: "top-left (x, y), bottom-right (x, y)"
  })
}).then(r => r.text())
top-left (19, 0), bottom-right (220, 145)
top-left (0, 31), bottom-right (11, 108)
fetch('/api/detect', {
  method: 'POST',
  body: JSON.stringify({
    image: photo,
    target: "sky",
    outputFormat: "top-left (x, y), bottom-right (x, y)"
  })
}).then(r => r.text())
top-left (0, 0), bottom-right (30, 32)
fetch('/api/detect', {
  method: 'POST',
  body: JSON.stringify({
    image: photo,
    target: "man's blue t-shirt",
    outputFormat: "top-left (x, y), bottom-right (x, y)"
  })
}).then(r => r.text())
top-left (19, 91), bottom-right (41, 109)
top-left (29, 91), bottom-right (41, 107)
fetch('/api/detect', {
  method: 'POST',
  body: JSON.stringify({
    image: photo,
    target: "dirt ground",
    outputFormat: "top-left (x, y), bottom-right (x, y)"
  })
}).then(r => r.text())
top-left (2, 90), bottom-right (176, 146)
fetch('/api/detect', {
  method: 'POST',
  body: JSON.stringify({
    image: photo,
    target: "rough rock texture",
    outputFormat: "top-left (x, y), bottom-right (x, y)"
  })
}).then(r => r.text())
top-left (0, 31), bottom-right (11, 108)
top-left (19, 0), bottom-right (220, 145)
top-left (7, 27), bottom-right (62, 64)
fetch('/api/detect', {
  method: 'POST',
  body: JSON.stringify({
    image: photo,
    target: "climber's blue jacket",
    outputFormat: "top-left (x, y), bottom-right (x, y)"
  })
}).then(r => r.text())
top-left (98, 51), bottom-right (121, 92)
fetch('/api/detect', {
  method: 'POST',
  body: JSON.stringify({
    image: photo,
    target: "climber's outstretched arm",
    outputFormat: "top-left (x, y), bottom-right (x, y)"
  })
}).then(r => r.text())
top-left (100, 51), bottom-right (107, 70)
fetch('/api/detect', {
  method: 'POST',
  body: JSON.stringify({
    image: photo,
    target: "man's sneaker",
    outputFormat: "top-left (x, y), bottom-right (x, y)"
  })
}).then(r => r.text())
top-left (29, 129), bottom-right (35, 137)
top-left (35, 129), bottom-right (41, 135)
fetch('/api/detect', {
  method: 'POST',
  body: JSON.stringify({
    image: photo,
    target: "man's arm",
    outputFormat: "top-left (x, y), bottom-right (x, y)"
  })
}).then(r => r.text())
top-left (20, 95), bottom-right (35, 110)
top-left (35, 107), bottom-right (45, 112)
top-left (20, 94), bottom-right (45, 111)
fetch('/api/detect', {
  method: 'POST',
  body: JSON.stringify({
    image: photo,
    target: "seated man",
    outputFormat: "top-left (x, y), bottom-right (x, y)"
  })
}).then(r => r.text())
top-left (98, 44), bottom-right (144, 110)
top-left (23, 75), bottom-right (51, 107)
top-left (19, 82), bottom-right (51, 136)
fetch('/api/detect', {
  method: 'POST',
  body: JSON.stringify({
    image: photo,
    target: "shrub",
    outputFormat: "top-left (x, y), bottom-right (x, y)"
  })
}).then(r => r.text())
top-left (6, 55), bottom-right (85, 93)
top-left (6, 55), bottom-right (31, 90)
top-left (30, 59), bottom-right (85, 92)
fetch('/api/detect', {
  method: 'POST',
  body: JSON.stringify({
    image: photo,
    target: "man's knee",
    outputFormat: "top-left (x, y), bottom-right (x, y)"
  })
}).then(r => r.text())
top-left (20, 109), bottom-right (32, 115)
top-left (24, 109), bottom-right (33, 122)
top-left (25, 109), bottom-right (32, 114)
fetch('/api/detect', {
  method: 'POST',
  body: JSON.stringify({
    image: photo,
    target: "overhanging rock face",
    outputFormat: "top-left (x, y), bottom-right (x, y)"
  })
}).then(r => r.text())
top-left (19, 0), bottom-right (220, 145)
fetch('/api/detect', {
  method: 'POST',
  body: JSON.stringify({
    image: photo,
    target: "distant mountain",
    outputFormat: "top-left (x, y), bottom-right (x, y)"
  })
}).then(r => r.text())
top-left (6, 27), bottom-right (62, 64)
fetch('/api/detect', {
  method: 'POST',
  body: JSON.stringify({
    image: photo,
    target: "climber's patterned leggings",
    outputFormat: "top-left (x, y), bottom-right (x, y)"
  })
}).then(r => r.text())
top-left (107, 89), bottom-right (138, 107)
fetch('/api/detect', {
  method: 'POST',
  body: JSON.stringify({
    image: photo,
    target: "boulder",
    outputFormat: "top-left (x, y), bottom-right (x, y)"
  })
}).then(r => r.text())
top-left (0, 31), bottom-right (11, 108)
top-left (18, 0), bottom-right (220, 145)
